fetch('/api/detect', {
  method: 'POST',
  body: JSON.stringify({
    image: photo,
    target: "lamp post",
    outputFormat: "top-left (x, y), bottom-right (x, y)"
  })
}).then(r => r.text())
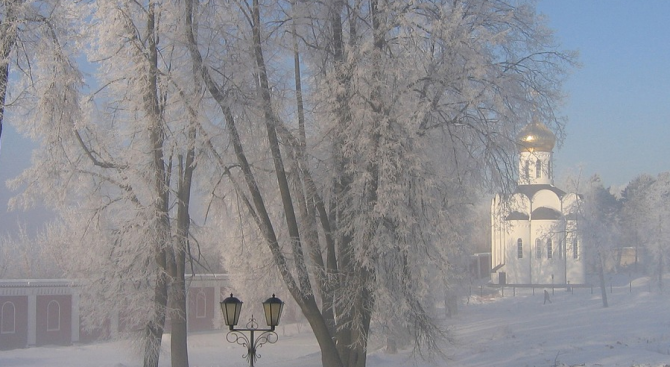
top-left (220, 294), bottom-right (284, 367)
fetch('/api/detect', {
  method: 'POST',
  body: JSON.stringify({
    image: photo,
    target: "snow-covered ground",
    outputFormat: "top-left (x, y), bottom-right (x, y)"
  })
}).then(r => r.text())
top-left (3, 274), bottom-right (670, 367)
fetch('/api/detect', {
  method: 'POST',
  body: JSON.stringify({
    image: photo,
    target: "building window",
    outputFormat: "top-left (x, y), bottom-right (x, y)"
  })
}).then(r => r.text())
top-left (535, 159), bottom-right (542, 178)
top-left (517, 238), bottom-right (523, 258)
top-left (1, 301), bottom-right (15, 334)
top-left (547, 239), bottom-right (553, 259)
top-left (47, 300), bottom-right (61, 331)
top-left (535, 239), bottom-right (542, 259)
top-left (572, 238), bottom-right (579, 259)
top-left (196, 291), bottom-right (207, 319)
top-left (524, 161), bottom-right (530, 181)
top-left (557, 240), bottom-right (563, 259)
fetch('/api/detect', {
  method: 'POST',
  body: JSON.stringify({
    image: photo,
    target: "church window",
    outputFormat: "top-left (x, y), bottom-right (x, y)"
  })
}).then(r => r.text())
top-left (547, 239), bottom-right (553, 259)
top-left (535, 159), bottom-right (542, 178)
top-left (1, 301), bottom-right (15, 334)
top-left (572, 238), bottom-right (579, 259)
top-left (524, 161), bottom-right (530, 181)
top-left (535, 239), bottom-right (542, 259)
top-left (517, 239), bottom-right (523, 258)
top-left (557, 240), bottom-right (563, 259)
top-left (47, 300), bottom-right (61, 331)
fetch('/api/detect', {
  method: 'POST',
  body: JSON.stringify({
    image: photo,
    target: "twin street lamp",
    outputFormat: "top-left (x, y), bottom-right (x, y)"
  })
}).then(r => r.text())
top-left (220, 294), bottom-right (284, 367)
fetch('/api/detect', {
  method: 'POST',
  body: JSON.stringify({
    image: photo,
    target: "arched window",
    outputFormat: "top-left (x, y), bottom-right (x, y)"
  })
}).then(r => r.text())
top-left (557, 240), bottom-right (563, 259)
top-left (547, 239), bottom-right (553, 259)
top-left (572, 238), bottom-right (579, 259)
top-left (517, 238), bottom-right (523, 259)
top-left (535, 159), bottom-right (542, 178)
top-left (47, 300), bottom-right (61, 331)
top-left (196, 291), bottom-right (207, 319)
top-left (1, 301), bottom-right (15, 334)
top-left (524, 161), bottom-right (530, 181)
top-left (535, 239), bottom-right (542, 259)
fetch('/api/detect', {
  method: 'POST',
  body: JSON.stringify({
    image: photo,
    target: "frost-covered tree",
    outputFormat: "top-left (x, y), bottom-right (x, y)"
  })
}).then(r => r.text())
top-left (643, 173), bottom-right (670, 290)
top-left (184, 1), bottom-right (574, 366)
top-left (566, 174), bottom-right (621, 308)
top-left (6, 0), bottom-right (574, 366)
top-left (620, 174), bottom-right (656, 272)
top-left (0, 0), bottom-right (83, 153)
top-left (621, 173), bottom-right (670, 290)
top-left (8, 1), bottom-right (203, 367)
top-left (0, 0), bottom-right (85, 280)
top-left (0, 225), bottom-right (64, 279)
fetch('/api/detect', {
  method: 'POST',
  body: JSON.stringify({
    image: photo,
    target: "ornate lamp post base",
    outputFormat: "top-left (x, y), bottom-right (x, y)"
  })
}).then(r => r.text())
top-left (226, 316), bottom-right (278, 367)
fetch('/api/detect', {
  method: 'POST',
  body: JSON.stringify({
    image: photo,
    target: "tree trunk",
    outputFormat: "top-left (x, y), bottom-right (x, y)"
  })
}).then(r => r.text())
top-left (169, 273), bottom-right (188, 367)
top-left (145, 270), bottom-right (168, 367)
top-left (170, 126), bottom-right (197, 367)
top-left (352, 285), bottom-right (374, 367)
top-left (598, 253), bottom-right (608, 308)
top-left (0, 0), bottom-right (20, 147)
top-left (658, 244), bottom-right (663, 291)
top-left (168, 237), bottom-right (188, 367)
top-left (144, 3), bottom-right (171, 366)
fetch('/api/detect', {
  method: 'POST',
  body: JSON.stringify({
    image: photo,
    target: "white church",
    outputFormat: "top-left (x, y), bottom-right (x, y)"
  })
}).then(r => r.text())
top-left (490, 119), bottom-right (586, 286)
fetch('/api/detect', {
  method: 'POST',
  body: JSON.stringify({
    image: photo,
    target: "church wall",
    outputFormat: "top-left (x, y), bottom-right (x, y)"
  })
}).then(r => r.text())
top-left (490, 215), bottom-right (586, 285)
top-left (532, 190), bottom-right (562, 211)
top-left (509, 193), bottom-right (531, 214)
top-left (500, 220), bottom-right (531, 284)
top-left (530, 220), bottom-right (565, 284)
top-left (493, 193), bottom-right (531, 283)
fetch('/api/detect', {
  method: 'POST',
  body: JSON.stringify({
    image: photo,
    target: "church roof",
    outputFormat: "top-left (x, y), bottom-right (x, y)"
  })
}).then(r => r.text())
top-left (517, 121), bottom-right (556, 152)
top-left (532, 207), bottom-right (562, 220)
top-left (506, 211), bottom-right (530, 220)
top-left (514, 184), bottom-right (566, 198)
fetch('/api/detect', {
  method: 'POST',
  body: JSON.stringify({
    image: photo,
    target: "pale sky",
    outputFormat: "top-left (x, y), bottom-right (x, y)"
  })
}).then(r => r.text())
top-left (1, 1), bottom-right (669, 235)
top-left (538, 0), bottom-right (670, 188)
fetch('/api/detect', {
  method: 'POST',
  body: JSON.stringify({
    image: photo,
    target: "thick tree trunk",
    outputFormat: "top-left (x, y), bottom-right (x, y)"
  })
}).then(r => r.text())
top-left (352, 284), bottom-right (374, 367)
top-left (169, 273), bottom-right (188, 367)
top-left (144, 3), bottom-right (172, 366)
top-left (328, 4), bottom-right (359, 365)
top-left (170, 127), bottom-right (197, 367)
top-left (145, 270), bottom-right (169, 367)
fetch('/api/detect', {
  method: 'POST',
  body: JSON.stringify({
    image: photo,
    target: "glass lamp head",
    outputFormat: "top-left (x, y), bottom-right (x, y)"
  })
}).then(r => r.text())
top-left (220, 294), bottom-right (243, 330)
top-left (262, 294), bottom-right (284, 329)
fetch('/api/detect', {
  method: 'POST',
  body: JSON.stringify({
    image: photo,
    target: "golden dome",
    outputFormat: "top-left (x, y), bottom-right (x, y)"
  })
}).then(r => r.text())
top-left (517, 121), bottom-right (556, 152)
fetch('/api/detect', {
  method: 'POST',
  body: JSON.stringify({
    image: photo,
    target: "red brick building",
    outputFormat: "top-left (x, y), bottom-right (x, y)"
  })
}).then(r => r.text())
top-left (0, 275), bottom-right (230, 350)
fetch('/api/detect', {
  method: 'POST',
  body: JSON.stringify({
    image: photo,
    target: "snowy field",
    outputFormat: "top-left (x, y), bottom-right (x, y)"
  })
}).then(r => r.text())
top-left (3, 274), bottom-right (670, 367)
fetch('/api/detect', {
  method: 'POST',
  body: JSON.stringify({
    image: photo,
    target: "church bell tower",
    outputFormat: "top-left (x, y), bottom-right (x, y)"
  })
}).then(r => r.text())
top-left (517, 120), bottom-right (556, 186)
